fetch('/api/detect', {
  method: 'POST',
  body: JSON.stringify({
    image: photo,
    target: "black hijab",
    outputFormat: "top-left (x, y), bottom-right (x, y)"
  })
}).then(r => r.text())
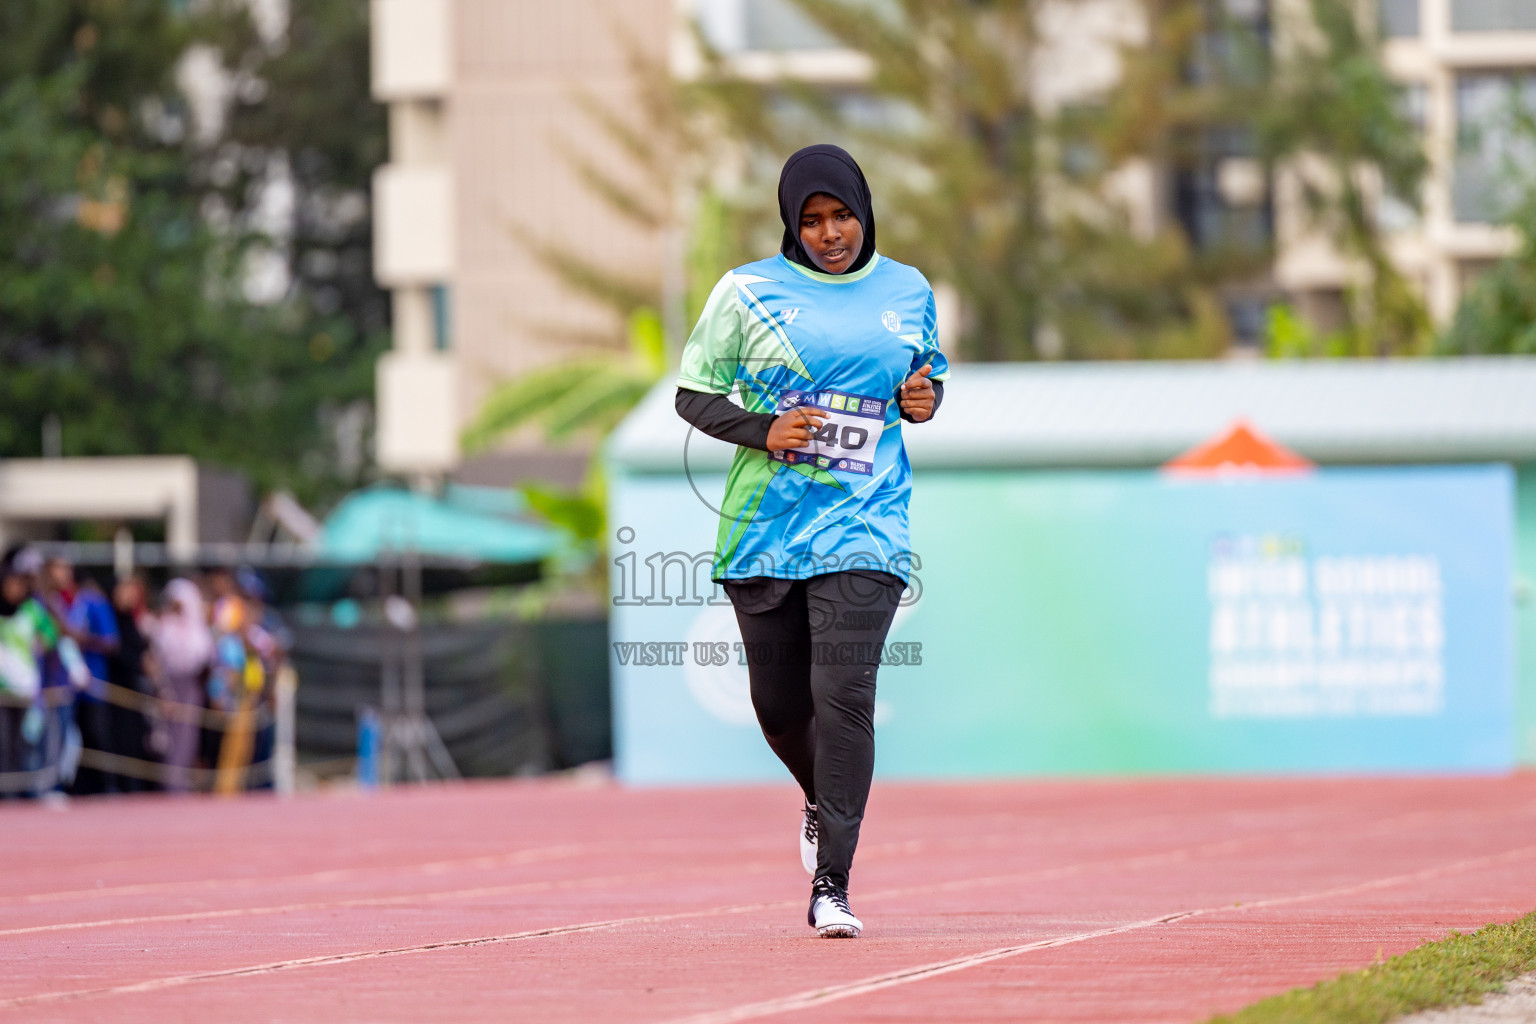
top-left (777, 144), bottom-right (876, 274)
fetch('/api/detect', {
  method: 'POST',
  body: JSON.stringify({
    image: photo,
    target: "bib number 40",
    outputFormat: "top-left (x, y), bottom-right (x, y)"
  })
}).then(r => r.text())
top-left (814, 422), bottom-right (869, 450)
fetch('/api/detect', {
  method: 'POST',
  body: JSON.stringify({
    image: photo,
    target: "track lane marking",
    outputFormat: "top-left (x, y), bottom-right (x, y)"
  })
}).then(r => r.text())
top-left (657, 843), bottom-right (1536, 1024)
top-left (4, 829), bottom-right (1529, 1014)
top-left (8, 790), bottom-right (1447, 907)
top-left (15, 791), bottom-right (1521, 909)
top-left (0, 839), bottom-right (721, 907)
top-left (0, 832), bottom-right (1301, 1010)
top-left (0, 857), bottom-right (789, 939)
top-left (0, 798), bottom-right (1499, 939)
top-left (0, 895), bottom-right (806, 1012)
top-left (0, 817), bottom-right (1310, 939)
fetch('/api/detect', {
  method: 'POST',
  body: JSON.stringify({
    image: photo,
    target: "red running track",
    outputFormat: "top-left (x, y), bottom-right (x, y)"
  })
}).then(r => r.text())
top-left (3, 775), bottom-right (1536, 1022)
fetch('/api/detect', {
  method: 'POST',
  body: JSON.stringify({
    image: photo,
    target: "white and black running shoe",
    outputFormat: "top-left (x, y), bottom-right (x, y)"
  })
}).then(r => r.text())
top-left (800, 801), bottom-right (819, 875)
top-left (808, 876), bottom-right (862, 938)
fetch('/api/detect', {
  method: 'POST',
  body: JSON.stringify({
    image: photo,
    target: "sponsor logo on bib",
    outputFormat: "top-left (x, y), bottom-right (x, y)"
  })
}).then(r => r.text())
top-left (881, 310), bottom-right (901, 332)
top-left (770, 388), bottom-right (885, 476)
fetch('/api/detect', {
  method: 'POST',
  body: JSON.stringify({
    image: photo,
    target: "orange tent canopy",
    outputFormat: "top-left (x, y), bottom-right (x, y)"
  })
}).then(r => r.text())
top-left (1162, 419), bottom-right (1314, 474)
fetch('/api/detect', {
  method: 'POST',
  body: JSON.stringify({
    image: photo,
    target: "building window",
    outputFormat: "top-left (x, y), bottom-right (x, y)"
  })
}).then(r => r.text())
top-left (1380, 0), bottom-right (1420, 37)
top-left (431, 285), bottom-right (451, 351)
top-left (696, 0), bottom-right (841, 53)
top-left (1226, 296), bottom-right (1269, 347)
top-left (1173, 127), bottom-right (1274, 253)
top-left (1379, 83), bottom-right (1427, 230)
top-left (1184, 0), bottom-right (1270, 87)
top-left (744, 0), bottom-right (839, 50)
top-left (1451, 0), bottom-right (1536, 32)
top-left (1454, 72), bottom-right (1536, 223)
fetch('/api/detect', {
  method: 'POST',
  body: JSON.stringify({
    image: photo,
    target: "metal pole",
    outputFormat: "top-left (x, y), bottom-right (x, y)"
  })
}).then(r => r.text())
top-left (273, 662), bottom-right (297, 796)
top-left (377, 546), bottom-right (402, 786)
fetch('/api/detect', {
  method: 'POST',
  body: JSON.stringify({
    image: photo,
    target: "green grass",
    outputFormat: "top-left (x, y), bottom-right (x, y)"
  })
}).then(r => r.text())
top-left (1206, 910), bottom-right (1536, 1024)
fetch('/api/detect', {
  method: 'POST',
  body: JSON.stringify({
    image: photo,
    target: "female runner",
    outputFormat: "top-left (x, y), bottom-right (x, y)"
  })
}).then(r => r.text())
top-left (674, 144), bottom-right (948, 937)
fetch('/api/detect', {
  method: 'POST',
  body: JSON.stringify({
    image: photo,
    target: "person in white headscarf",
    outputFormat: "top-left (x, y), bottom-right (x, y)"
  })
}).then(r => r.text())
top-left (150, 578), bottom-right (212, 793)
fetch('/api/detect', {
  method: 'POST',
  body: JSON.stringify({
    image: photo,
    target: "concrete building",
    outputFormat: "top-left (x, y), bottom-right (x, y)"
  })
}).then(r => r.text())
top-left (369, 0), bottom-right (670, 479)
top-left (697, 0), bottom-right (1536, 342)
top-left (366, 0), bottom-right (1145, 476)
top-left (367, 0), bottom-right (1536, 475)
top-left (1364, 0), bottom-right (1536, 324)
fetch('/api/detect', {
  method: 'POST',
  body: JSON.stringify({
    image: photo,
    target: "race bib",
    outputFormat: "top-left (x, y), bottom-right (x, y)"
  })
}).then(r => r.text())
top-left (770, 388), bottom-right (887, 476)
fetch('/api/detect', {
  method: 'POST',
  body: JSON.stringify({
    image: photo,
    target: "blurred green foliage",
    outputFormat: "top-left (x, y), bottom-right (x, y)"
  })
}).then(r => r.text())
top-left (668, 0), bottom-right (1428, 360)
top-left (0, 0), bottom-right (384, 505)
top-left (209, 0), bottom-right (388, 353)
top-left (469, 0), bottom-right (1449, 470)
top-left (1264, 304), bottom-right (1352, 359)
top-left (1252, 0), bottom-right (1432, 355)
top-left (1440, 105), bottom-right (1536, 356)
top-left (462, 309), bottom-right (668, 452)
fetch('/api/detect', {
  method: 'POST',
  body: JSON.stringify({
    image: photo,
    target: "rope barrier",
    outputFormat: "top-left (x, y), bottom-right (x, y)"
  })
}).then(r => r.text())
top-left (0, 764), bottom-right (58, 794)
top-left (0, 665), bottom-right (297, 796)
top-left (0, 687), bottom-right (75, 709)
top-left (79, 748), bottom-right (273, 789)
top-left (0, 750), bottom-right (276, 793)
top-left (0, 680), bottom-right (274, 728)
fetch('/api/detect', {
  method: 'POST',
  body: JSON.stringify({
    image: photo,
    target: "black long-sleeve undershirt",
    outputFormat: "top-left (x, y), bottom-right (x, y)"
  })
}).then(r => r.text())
top-left (675, 380), bottom-right (944, 451)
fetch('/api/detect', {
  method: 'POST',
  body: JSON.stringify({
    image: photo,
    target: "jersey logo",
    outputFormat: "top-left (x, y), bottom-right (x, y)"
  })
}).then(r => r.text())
top-left (881, 310), bottom-right (901, 332)
top-left (777, 308), bottom-right (802, 325)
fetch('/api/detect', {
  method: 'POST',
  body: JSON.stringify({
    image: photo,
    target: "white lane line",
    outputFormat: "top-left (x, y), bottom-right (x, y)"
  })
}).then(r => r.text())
top-left (4, 814), bottom-right (1532, 1014)
top-left (662, 911), bottom-right (1206, 1024)
top-left (11, 833), bottom-right (1518, 1021)
top-left (1, 838), bottom-right (726, 907)
top-left (0, 802), bottom-right (1494, 940)
top-left (15, 792), bottom-right (1524, 909)
top-left (0, 896), bottom-right (800, 1012)
top-left (0, 822), bottom-right (1259, 940)
top-left (0, 857), bottom-right (791, 939)
top-left (655, 842), bottom-right (1536, 1024)
top-left (0, 830), bottom-right (1289, 1010)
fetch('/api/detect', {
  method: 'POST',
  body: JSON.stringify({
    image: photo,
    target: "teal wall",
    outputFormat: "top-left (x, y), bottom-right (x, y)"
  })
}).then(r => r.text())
top-left (1516, 465), bottom-right (1536, 763)
top-left (610, 465), bottom-right (1515, 782)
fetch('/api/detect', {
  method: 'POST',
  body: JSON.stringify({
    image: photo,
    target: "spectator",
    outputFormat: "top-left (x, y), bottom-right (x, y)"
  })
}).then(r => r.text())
top-left (20, 549), bottom-right (78, 799)
top-left (109, 575), bottom-right (157, 792)
top-left (150, 578), bottom-right (212, 793)
top-left (239, 567), bottom-right (289, 787)
top-left (0, 559), bottom-right (44, 797)
top-left (239, 566), bottom-right (293, 655)
top-left (50, 561), bottom-right (122, 796)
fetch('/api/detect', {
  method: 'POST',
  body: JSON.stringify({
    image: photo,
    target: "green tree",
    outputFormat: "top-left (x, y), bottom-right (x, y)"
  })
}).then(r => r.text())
top-left (1105, 0), bottom-right (1430, 357)
top-left (462, 309), bottom-right (668, 450)
top-left (1254, 0), bottom-right (1431, 355)
top-left (0, 0), bottom-right (383, 503)
top-left (686, 0), bottom-right (1428, 359)
top-left (207, 0), bottom-right (389, 350)
top-left (673, 0), bottom-right (1250, 359)
top-left (1438, 102), bottom-right (1536, 355)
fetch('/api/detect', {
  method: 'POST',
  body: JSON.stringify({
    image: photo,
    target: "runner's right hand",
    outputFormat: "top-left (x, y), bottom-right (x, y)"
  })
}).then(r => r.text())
top-left (767, 406), bottom-right (830, 451)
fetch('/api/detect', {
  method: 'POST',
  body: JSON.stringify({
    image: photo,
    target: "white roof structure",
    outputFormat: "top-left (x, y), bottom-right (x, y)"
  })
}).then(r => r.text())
top-left (607, 357), bottom-right (1536, 472)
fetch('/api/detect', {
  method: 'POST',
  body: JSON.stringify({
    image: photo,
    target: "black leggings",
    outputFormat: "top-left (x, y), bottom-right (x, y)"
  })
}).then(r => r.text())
top-left (724, 570), bottom-right (904, 890)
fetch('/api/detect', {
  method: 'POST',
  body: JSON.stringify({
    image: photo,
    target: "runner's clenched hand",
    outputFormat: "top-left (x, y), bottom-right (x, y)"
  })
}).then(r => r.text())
top-left (898, 364), bottom-right (935, 422)
top-left (767, 406), bottom-right (831, 451)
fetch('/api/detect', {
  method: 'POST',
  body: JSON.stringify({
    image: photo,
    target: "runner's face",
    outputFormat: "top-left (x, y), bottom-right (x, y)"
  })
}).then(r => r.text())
top-left (798, 193), bottom-right (862, 274)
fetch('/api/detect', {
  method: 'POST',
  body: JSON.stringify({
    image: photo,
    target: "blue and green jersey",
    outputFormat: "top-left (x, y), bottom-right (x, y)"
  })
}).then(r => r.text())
top-left (677, 251), bottom-right (949, 582)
